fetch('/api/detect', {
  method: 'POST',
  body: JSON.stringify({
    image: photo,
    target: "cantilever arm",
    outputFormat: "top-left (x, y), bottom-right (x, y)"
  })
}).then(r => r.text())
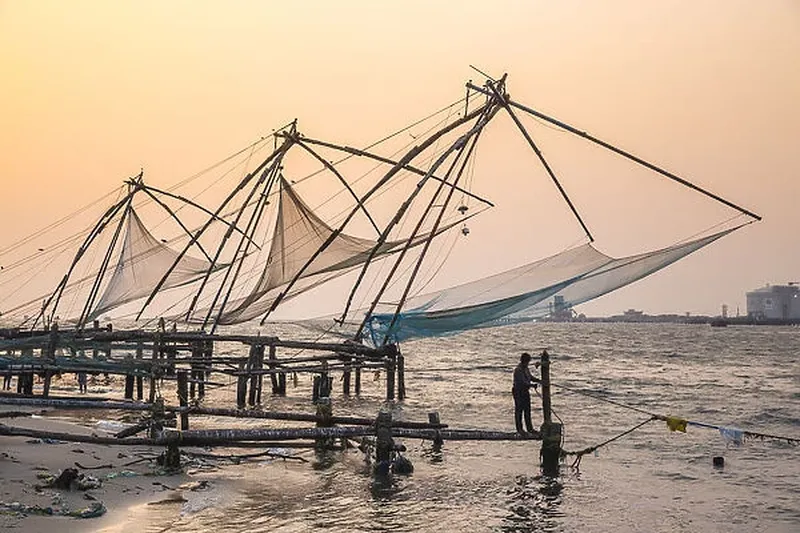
top-left (138, 187), bottom-right (213, 262)
top-left (282, 134), bottom-right (495, 209)
top-left (140, 184), bottom-right (262, 251)
top-left (485, 81), bottom-right (594, 242)
top-left (467, 82), bottom-right (762, 222)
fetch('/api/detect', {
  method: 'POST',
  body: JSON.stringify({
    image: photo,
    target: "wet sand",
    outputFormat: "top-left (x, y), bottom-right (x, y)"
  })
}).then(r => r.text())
top-left (0, 405), bottom-right (200, 532)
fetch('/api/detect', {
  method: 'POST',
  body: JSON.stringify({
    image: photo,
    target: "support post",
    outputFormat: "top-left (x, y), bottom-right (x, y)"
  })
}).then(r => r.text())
top-left (277, 372), bottom-right (286, 396)
top-left (149, 333), bottom-right (161, 403)
top-left (539, 349), bottom-right (561, 477)
top-left (124, 372), bottom-right (135, 400)
top-left (135, 342), bottom-right (144, 400)
top-left (42, 371), bottom-right (52, 398)
top-left (374, 409), bottom-right (393, 474)
top-left (315, 397), bottom-right (334, 449)
top-left (385, 355), bottom-right (396, 402)
top-left (43, 324), bottom-right (58, 398)
top-left (397, 350), bottom-right (406, 401)
top-left (177, 370), bottom-right (189, 431)
top-left (256, 344), bottom-right (265, 403)
top-left (428, 411), bottom-right (443, 451)
top-left (268, 345), bottom-right (279, 394)
top-left (189, 342), bottom-right (200, 400)
top-left (354, 360), bottom-right (362, 396)
top-left (202, 340), bottom-right (213, 398)
top-left (248, 344), bottom-right (259, 407)
top-left (236, 361), bottom-right (247, 409)
top-left (342, 355), bottom-right (351, 396)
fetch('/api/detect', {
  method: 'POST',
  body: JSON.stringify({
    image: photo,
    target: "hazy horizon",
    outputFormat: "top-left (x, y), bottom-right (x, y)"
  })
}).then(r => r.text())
top-left (2, 1), bottom-right (798, 320)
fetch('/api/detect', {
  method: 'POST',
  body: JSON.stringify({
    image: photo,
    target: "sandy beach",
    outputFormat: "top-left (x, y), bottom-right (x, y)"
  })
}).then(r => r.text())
top-left (0, 401), bottom-right (215, 533)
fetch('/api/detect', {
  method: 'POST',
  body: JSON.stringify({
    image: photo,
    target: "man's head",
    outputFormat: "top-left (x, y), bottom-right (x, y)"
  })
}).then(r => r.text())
top-left (520, 352), bottom-right (531, 365)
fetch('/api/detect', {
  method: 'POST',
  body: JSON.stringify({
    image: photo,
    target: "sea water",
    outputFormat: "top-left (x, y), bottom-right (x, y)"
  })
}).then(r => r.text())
top-left (135, 323), bottom-right (800, 532)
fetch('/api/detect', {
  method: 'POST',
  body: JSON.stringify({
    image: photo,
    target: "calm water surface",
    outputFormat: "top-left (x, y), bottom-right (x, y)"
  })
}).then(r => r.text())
top-left (135, 323), bottom-right (799, 532)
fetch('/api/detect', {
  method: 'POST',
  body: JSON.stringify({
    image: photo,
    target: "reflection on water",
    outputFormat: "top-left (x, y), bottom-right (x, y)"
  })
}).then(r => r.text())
top-left (156, 323), bottom-right (798, 532)
top-left (502, 475), bottom-right (563, 533)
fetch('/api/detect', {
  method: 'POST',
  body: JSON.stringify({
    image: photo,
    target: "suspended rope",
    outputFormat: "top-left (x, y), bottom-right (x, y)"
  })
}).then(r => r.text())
top-left (552, 380), bottom-right (800, 446)
top-left (564, 416), bottom-right (658, 471)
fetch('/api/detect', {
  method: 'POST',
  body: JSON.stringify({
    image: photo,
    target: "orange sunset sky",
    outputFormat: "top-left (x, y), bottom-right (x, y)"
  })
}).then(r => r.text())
top-left (1, 1), bottom-right (798, 318)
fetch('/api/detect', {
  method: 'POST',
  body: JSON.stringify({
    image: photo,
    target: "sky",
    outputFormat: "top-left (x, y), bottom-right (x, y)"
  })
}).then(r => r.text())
top-left (1, 0), bottom-right (798, 318)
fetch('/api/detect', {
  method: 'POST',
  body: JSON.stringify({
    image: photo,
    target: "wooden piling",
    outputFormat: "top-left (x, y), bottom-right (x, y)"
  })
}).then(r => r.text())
top-left (189, 341), bottom-right (200, 400)
top-left (428, 411), bottom-right (444, 450)
top-left (375, 409), bottom-right (393, 464)
top-left (236, 361), bottom-right (247, 409)
top-left (247, 344), bottom-right (259, 407)
top-left (149, 333), bottom-right (161, 403)
top-left (135, 342), bottom-right (144, 400)
top-left (177, 370), bottom-right (189, 430)
top-left (397, 351), bottom-right (406, 401)
top-left (342, 355), bottom-right (351, 396)
top-left (315, 397), bottom-right (334, 449)
top-left (539, 349), bottom-right (561, 477)
top-left (124, 373), bottom-right (135, 400)
top-left (385, 355), bottom-right (396, 402)
top-left (255, 344), bottom-right (265, 403)
top-left (354, 361), bottom-right (361, 396)
top-left (268, 344), bottom-right (279, 394)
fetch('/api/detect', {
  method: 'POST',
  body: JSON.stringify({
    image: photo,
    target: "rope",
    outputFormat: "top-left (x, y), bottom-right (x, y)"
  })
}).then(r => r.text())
top-left (552, 380), bottom-right (800, 446)
top-left (563, 416), bottom-right (658, 471)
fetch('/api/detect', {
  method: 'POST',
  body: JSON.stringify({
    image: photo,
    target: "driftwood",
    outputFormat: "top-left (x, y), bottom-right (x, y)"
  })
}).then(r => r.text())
top-left (1, 422), bottom-right (536, 447)
top-left (182, 449), bottom-right (308, 463)
top-left (0, 397), bottom-right (447, 429)
top-left (0, 410), bottom-right (32, 419)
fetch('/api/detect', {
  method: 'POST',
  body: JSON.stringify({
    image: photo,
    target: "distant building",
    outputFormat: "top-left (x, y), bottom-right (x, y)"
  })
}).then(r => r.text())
top-left (746, 283), bottom-right (800, 319)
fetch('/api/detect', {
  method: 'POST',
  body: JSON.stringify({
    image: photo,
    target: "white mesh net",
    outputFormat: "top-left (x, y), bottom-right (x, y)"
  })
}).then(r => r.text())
top-left (89, 209), bottom-right (218, 320)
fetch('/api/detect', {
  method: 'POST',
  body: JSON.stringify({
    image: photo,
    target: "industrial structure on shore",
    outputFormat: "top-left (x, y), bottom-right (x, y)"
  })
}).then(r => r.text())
top-left (746, 283), bottom-right (800, 320)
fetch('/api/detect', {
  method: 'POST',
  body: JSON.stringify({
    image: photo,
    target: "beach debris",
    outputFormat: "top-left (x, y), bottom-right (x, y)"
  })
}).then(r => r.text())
top-left (179, 480), bottom-right (211, 492)
top-left (147, 491), bottom-right (187, 505)
top-left (0, 500), bottom-right (106, 519)
top-left (105, 469), bottom-right (138, 479)
top-left (65, 501), bottom-right (106, 518)
top-left (75, 461), bottom-right (114, 470)
top-left (24, 437), bottom-right (65, 445)
top-left (36, 468), bottom-right (102, 491)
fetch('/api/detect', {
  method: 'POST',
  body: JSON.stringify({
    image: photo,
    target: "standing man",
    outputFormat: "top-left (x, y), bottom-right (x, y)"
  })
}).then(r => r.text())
top-left (512, 352), bottom-right (539, 434)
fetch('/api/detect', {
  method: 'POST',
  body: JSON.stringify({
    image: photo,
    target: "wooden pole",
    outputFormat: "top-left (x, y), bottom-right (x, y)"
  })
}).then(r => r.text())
top-left (124, 372), bottom-right (135, 400)
top-left (189, 342), bottom-right (199, 399)
top-left (315, 397), bottom-right (334, 449)
top-left (355, 361), bottom-right (361, 396)
top-left (428, 411), bottom-right (443, 451)
top-left (342, 356), bottom-right (351, 396)
top-left (256, 345), bottom-right (265, 403)
top-left (149, 332), bottom-right (161, 403)
top-left (397, 351), bottom-right (406, 401)
top-left (135, 341), bottom-right (144, 400)
top-left (247, 345), bottom-right (258, 407)
top-left (375, 410), bottom-right (393, 471)
top-left (236, 361), bottom-right (247, 409)
top-left (539, 349), bottom-right (561, 477)
top-left (42, 324), bottom-right (58, 398)
top-left (177, 370), bottom-right (189, 431)
top-left (268, 344), bottom-right (279, 394)
top-left (385, 355), bottom-right (396, 402)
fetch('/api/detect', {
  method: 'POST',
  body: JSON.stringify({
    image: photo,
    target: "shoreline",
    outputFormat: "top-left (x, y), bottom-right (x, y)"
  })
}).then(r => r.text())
top-left (0, 404), bottom-right (204, 533)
